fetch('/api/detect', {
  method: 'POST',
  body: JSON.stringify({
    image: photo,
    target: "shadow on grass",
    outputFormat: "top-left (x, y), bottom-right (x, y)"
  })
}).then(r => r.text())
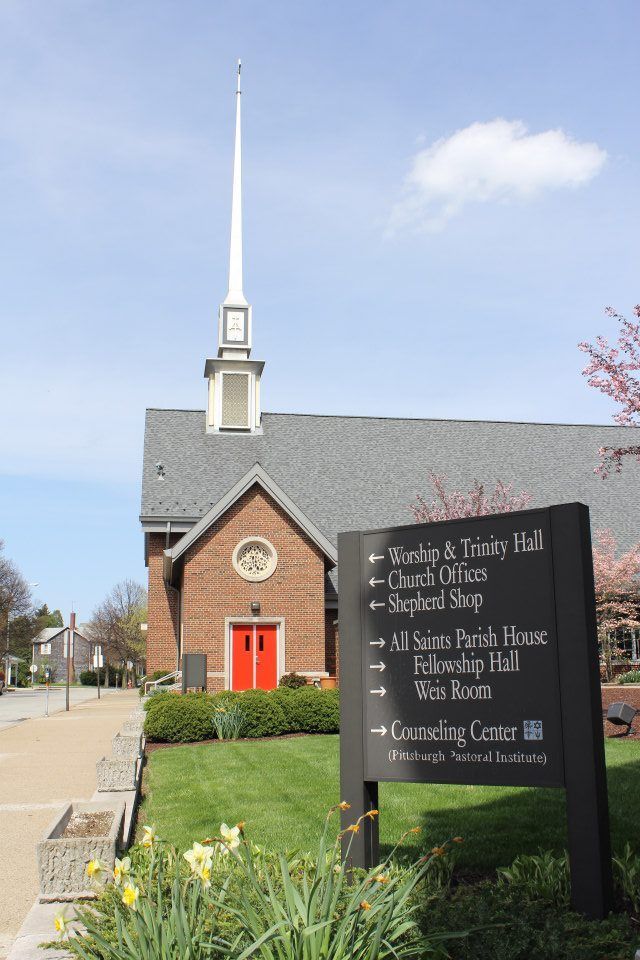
top-left (380, 753), bottom-right (640, 871)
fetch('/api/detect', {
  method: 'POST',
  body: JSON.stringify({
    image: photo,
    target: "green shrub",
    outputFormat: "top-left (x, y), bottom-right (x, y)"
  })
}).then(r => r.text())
top-left (613, 842), bottom-right (640, 915)
top-left (279, 671), bottom-right (308, 689)
top-left (235, 689), bottom-right (287, 737)
top-left (618, 669), bottom-right (640, 685)
top-left (270, 687), bottom-right (297, 732)
top-left (497, 850), bottom-right (570, 906)
top-left (79, 669), bottom-right (107, 686)
top-left (144, 692), bottom-right (214, 743)
top-left (289, 686), bottom-right (340, 733)
top-left (421, 880), bottom-right (636, 960)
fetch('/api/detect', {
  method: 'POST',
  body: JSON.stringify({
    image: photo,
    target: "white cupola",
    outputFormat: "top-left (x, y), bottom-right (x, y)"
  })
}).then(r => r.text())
top-left (205, 61), bottom-right (264, 433)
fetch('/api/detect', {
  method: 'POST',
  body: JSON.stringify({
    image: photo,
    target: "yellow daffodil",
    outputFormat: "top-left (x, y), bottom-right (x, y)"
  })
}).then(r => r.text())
top-left (219, 822), bottom-right (240, 853)
top-left (338, 801), bottom-right (351, 811)
top-left (373, 874), bottom-right (389, 884)
top-left (453, 836), bottom-right (464, 844)
top-left (360, 900), bottom-right (371, 911)
top-left (141, 824), bottom-right (158, 847)
top-left (364, 809), bottom-right (379, 820)
top-left (184, 842), bottom-right (214, 875)
top-left (53, 911), bottom-right (69, 939)
top-left (86, 859), bottom-right (106, 883)
top-left (346, 823), bottom-right (360, 834)
top-left (122, 883), bottom-right (140, 910)
top-left (113, 856), bottom-right (131, 887)
top-left (431, 846), bottom-right (446, 857)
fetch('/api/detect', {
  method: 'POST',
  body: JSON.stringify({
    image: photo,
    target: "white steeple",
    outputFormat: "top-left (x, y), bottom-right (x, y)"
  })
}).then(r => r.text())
top-left (205, 61), bottom-right (264, 434)
top-left (224, 61), bottom-right (247, 306)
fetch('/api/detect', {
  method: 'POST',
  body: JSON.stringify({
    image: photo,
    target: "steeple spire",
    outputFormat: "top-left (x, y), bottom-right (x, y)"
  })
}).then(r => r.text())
top-left (224, 60), bottom-right (246, 306)
top-left (206, 60), bottom-right (264, 434)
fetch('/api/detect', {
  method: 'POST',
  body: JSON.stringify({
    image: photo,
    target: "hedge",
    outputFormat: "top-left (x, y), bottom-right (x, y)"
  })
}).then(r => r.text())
top-left (144, 687), bottom-right (339, 743)
top-left (144, 692), bottom-right (213, 743)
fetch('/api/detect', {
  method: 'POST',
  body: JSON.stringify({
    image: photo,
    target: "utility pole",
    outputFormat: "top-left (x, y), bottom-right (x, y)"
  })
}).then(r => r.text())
top-left (66, 610), bottom-right (75, 712)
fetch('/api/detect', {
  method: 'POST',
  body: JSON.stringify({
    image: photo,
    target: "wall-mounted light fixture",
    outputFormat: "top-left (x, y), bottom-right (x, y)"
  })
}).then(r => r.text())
top-left (251, 601), bottom-right (261, 615)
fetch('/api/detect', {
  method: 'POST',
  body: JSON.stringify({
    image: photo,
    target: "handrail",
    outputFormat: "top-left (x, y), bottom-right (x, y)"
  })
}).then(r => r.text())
top-left (144, 670), bottom-right (181, 695)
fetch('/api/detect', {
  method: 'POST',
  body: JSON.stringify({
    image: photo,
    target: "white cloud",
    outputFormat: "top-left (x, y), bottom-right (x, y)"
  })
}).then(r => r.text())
top-left (389, 119), bottom-right (607, 232)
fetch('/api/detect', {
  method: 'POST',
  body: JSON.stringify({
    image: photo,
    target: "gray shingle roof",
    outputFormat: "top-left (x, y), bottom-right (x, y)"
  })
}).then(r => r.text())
top-left (141, 410), bottom-right (640, 580)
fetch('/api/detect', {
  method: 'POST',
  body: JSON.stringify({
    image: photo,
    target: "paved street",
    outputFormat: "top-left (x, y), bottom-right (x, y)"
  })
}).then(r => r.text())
top-left (0, 686), bottom-right (119, 731)
top-left (0, 688), bottom-right (139, 957)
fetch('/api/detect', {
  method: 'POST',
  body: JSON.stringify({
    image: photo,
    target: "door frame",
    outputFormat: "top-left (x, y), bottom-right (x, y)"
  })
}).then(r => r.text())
top-left (225, 617), bottom-right (285, 690)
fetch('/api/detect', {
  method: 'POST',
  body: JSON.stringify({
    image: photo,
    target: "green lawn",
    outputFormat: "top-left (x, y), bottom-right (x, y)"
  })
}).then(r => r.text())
top-left (138, 735), bottom-right (640, 871)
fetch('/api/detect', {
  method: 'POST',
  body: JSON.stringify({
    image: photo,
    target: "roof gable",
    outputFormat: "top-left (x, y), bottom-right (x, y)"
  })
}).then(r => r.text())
top-left (163, 463), bottom-right (338, 583)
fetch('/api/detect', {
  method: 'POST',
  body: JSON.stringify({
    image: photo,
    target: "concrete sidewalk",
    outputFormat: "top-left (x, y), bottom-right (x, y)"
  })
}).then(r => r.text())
top-left (0, 689), bottom-right (139, 957)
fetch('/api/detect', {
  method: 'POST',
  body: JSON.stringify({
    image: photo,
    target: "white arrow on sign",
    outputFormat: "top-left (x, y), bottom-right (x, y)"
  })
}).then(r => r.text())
top-left (369, 637), bottom-right (385, 648)
top-left (370, 725), bottom-right (387, 736)
top-left (368, 576), bottom-right (384, 587)
top-left (368, 553), bottom-right (384, 564)
top-left (369, 600), bottom-right (385, 611)
top-left (369, 686), bottom-right (386, 697)
top-left (369, 661), bottom-right (386, 672)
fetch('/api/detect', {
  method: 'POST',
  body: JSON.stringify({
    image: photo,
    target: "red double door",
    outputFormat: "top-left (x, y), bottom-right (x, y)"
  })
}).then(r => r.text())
top-left (231, 624), bottom-right (278, 691)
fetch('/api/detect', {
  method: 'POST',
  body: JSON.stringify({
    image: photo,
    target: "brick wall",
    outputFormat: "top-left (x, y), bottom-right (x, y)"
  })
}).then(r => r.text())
top-left (176, 485), bottom-right (327, 691)
top-left (146, 533), bottom-right (181, 675)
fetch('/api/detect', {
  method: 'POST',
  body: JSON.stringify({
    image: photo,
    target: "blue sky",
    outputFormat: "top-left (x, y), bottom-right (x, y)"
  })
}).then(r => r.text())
top-left (1, 0), bottom-right (638, 622)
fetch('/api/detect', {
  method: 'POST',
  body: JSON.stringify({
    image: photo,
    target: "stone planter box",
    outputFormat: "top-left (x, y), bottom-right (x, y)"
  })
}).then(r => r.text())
top-left (37, 800), bottom-right (125, 899)
top-left (122, 717), bottom-right (145, 736)
top-left (112, 732), bottom-right (143, 758)
top-left (96, 756), bottom-right (139, 792)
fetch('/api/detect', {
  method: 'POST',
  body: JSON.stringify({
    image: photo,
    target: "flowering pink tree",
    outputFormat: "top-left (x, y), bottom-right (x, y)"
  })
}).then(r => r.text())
top-left (592, 529), bottom-right (640, 680)
top-left (579, 304), bottom-right (640, 475)
top-left (410, 474), bottom-right (531, 523)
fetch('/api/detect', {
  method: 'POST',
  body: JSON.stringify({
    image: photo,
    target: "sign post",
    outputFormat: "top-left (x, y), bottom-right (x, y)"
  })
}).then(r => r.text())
top-left (338, 503), bottom-right (612, 919)
top-left (93, 646), bottom-right (104, 700)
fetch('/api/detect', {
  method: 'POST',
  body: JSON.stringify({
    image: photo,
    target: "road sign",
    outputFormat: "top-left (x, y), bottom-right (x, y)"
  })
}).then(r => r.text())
top-left (338, 504), bottom-right (612, 919)
top-left (29, 664), bottom-right (38, 674)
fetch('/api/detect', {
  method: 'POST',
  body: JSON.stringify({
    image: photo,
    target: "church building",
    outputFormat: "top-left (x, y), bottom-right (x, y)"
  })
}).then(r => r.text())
top-left (141, 65), bottom-right (639, 691)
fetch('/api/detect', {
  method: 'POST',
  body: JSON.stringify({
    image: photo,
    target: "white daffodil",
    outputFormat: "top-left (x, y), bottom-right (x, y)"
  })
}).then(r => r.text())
top-left (113, 856), bottom-right (131, 887)
top-left (53, 911), bottom-right (69, 939)
top-left (219, 823), bottom-right (241, 854)
top-left (141, 824), bottom-right (158, 847)
top-left (122, 883), bottom-right (140, 910)
top-left (86, 858), bottom-right (107, 883)
top-left (184, 842), bottom-right (214, 875)
top-left (197, 863), bottom-right (212, 888)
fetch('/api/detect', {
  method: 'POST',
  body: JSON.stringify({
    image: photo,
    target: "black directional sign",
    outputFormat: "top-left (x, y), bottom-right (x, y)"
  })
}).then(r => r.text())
top-left (363, 509), bottom-right (564, 786)
top-left (338, 504), bottom-right (613, 920)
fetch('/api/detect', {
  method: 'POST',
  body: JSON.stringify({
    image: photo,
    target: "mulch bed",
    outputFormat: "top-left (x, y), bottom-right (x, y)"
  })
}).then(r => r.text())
top-left (145, 732), bottom-right (312, 753)
top-left (602, 685), bottom-right (640, 739)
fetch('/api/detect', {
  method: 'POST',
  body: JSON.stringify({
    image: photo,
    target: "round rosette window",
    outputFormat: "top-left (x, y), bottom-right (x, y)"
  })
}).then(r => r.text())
top-left (232, 537), bottom-right (278, 582)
